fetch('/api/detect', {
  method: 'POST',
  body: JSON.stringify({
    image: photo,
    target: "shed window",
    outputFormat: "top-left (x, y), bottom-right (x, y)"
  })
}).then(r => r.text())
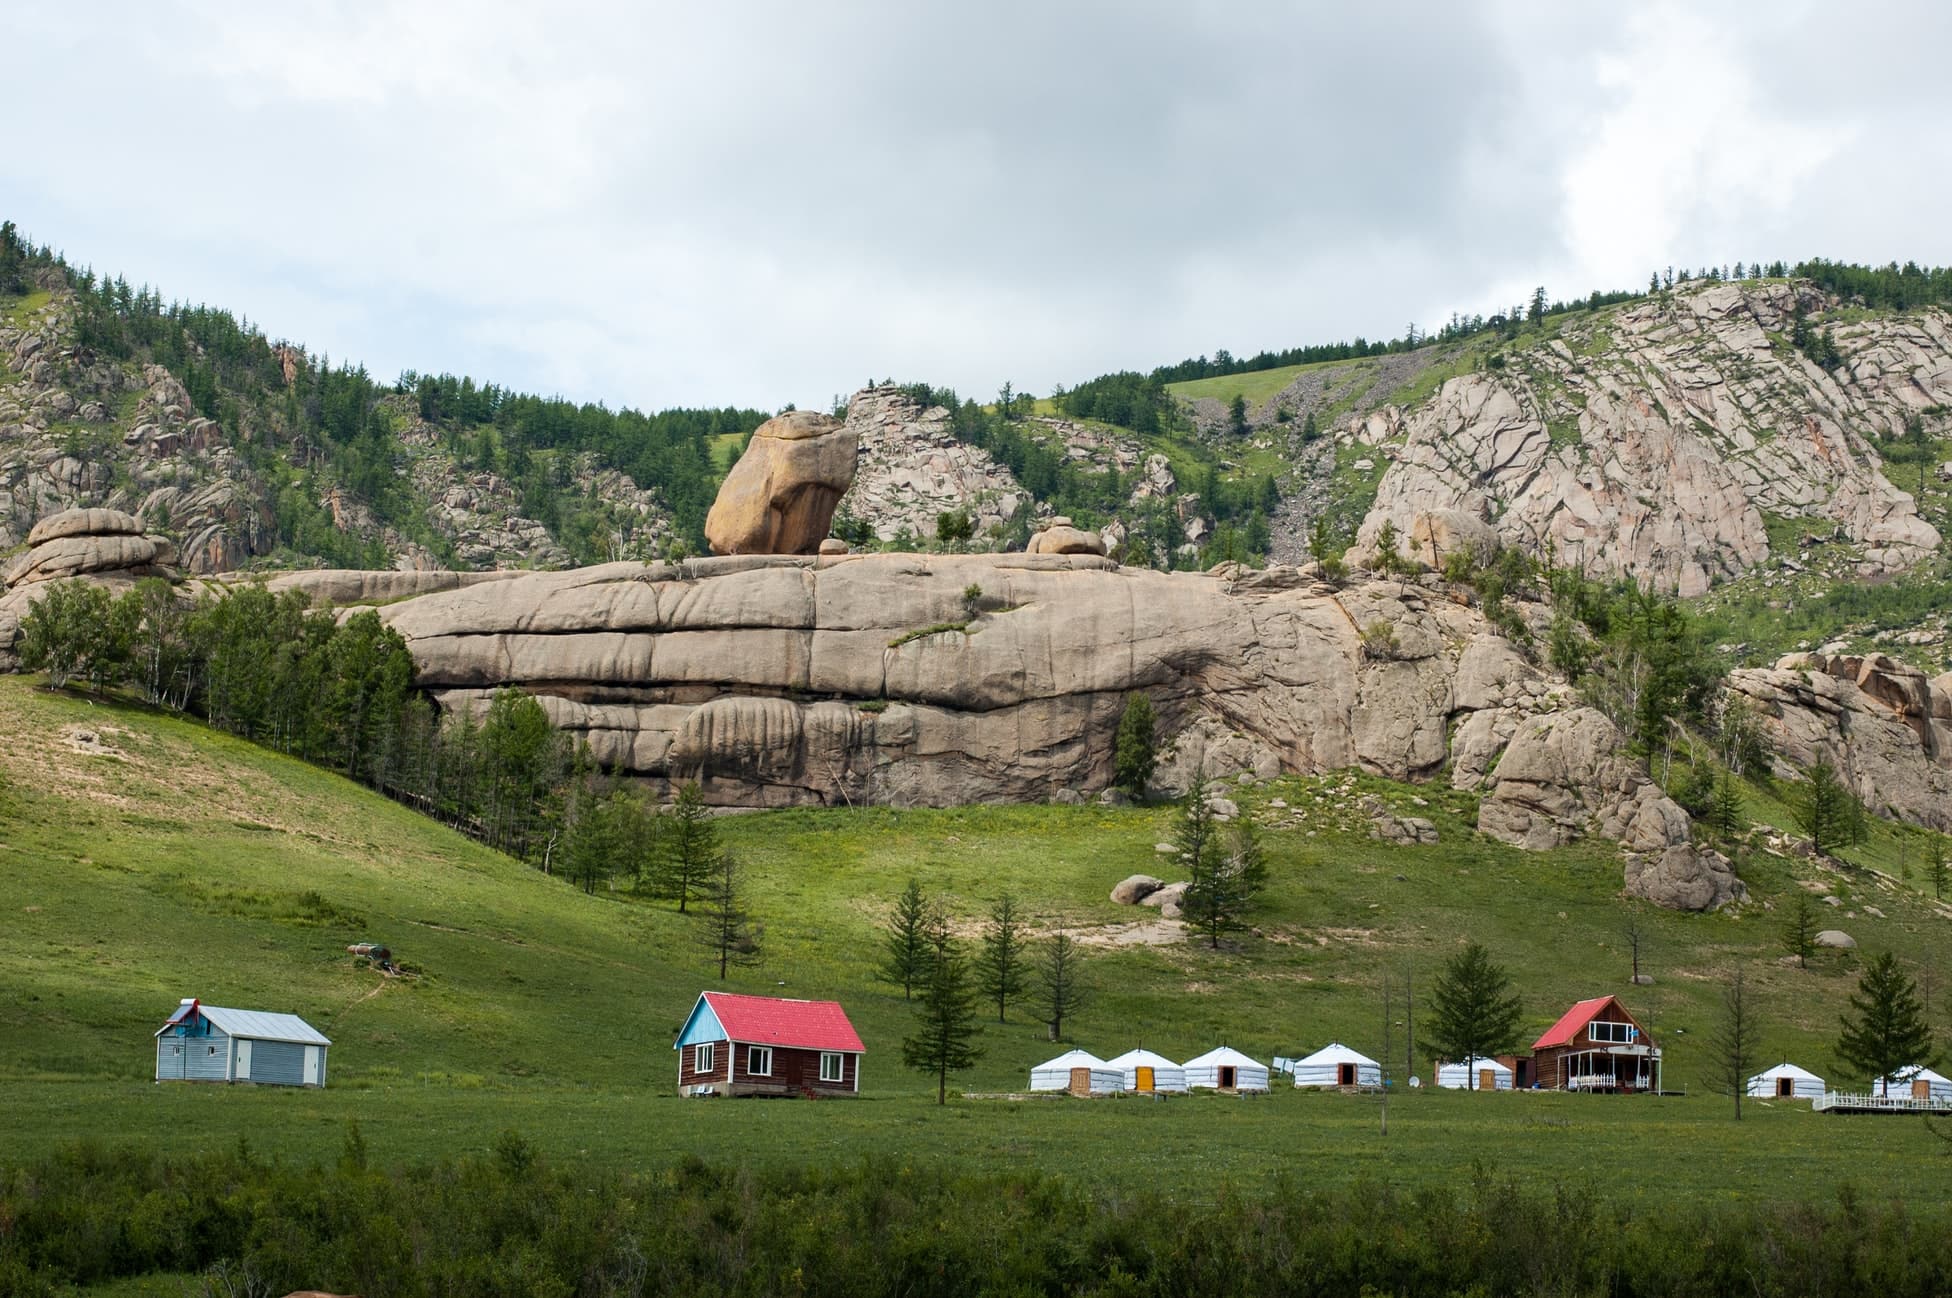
top-left (207, 1045), bottom-right (218, 1056)
top-left (747, 1046), bottom-right (772, 1077)
top-left (694, 1043), bottom-right (714, 1074)
top-left (820, 1052), bottom-right (845, 1083)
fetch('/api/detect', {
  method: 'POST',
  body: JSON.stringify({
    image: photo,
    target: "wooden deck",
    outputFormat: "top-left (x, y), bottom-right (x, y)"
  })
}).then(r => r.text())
top-left (1813, 1091), bottom-right (1952, 1115)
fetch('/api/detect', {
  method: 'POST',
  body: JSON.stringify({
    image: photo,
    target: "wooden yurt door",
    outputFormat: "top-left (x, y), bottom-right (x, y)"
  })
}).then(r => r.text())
top-left (1338, 1063), bottom-right (1355, 1086)
top-left (1914, 1078), bottom-right (1932, 1100)
top-left (1135, 1066), bottom-right (1155, 1093)
top-left (1479, 1068), bottom-right (1496, 1090)
top-left (1777, 1077), bottom-right (1793, 1097)
top-left (1069, 1066), bottom-right (1092, 1097)
top-left (1219, 1066), bottom-right (1237, 1089)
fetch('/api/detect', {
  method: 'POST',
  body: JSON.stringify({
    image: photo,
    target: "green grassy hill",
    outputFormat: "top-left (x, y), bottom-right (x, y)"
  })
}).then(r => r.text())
top-left (4, 675), bottom-right (1952, 1204)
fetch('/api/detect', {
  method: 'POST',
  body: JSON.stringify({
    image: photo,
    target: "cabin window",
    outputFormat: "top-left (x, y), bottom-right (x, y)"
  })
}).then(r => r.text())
top-left (1587, 1021), bottom-right (1635, 1043)
top-left (820, 1052), bottom-right (845, 1083)
top-left (207, 1045), bottom-right (218, 1056)
top-left (747, 1046), bottom-right (772, 1077)
top-left (695, 1043), bottom-right (715, 1074)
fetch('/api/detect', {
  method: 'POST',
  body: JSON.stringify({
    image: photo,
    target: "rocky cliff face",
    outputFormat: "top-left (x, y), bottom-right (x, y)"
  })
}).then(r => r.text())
top-left (1349, 282), bottom-right (1946, 593)
top-left (1727, 650), bottom-right (1952, 831)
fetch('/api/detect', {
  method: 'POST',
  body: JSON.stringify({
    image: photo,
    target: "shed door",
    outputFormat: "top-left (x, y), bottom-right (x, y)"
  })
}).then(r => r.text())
top-left (1480, 1068), bottom-right (1497, 1091)
top-left (303, 1046), bottom-right (323, 1086)
top-left (1135, 1066), bottom-right (1154, 1093)
top-left (165, 1040), bottom-right (186, 1079)
top-left (235, 1038), bottom-right (252, 1081)
top-left (1914, 1078), bottom-right (1932, 1101)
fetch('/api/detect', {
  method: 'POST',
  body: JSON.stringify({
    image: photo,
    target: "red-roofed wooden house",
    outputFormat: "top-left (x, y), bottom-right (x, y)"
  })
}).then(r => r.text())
top-left (1531, 995), bottom-right (1661, 1093)
top-left (673, 991), bottom-right (865, 1097)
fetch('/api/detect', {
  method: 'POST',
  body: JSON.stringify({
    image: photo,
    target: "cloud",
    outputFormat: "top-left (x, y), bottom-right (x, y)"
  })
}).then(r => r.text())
top-left (4, 3), bottom-right (1950, 411)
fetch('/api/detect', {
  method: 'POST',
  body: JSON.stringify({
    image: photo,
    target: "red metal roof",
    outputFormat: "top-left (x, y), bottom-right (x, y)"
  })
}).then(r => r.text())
top-left (1532, 996), bottom-right (1624, 1050)
top-left (702, 992), bottom-right (865, 1053)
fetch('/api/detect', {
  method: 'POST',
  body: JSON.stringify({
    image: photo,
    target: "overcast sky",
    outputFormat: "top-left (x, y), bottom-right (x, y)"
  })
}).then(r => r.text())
top-left (7, 2), bottom-right (1951, 413)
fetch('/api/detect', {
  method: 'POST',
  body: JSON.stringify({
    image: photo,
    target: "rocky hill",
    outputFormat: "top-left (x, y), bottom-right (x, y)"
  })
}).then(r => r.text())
top-left (0, 267), bottom-right (750, 574)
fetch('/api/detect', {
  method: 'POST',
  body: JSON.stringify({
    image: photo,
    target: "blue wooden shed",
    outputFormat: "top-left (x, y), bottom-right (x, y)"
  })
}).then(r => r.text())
top-left (153, 998), bottom-right (331, 1087)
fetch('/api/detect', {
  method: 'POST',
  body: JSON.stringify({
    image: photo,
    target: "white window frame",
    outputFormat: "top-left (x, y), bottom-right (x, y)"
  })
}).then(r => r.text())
top-left (695, 1042), bottom-right (715, 1074)
top-left (1587, 1021), bottom-right (1634, 1044)
top-left (746, 1045), bottom-right (773, 1077)
top-left (820, 1052), bottom-right (845, 1083)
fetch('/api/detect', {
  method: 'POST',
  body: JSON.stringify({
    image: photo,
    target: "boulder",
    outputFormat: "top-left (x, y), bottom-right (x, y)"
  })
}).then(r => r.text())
top-left (1622, 843), bottom-right (1746, 912)
top-left (1111, 874), bottom-right (1164, 905)
top-left (1140, 881), bottom-right (1189, 918)
top-left (1026, 525), bottom-right (1107, 557)
top-left (26, 507), bottom-right (145, 546)
top-left (1409, 508), bottom-right (1498, 568)
top-left (1815, 929), bottom-right (1857, 949)
top-left (1478, 708), bottom-right (1690, 853)
top-left (818, 538), bottom-right (850, 556)
top-left (1374, 815), bottom-right (1440, 845)
top-left (704, 411), bottom-right (858, 555)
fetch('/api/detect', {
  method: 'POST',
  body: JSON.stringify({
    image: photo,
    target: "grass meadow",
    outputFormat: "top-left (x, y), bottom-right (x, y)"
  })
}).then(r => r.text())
top-left (3, 675), bottom-right (1951, 1212)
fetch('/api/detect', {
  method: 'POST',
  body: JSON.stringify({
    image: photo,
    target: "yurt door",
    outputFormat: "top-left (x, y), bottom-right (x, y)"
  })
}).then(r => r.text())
top-left (1069, 1067), bottom-right (1092, 1096)
top-left (1914, 1078), bottom-right (1932, 1101)
top-left (1219, 1065), bottom-right (1237, 1089)
top-left (1338, 1063), bottom-right (1355, 1086)
top-left (1135, 1066), bottom-right (1155, 1093)
top-left (1479, 1068), bottom-right (1497, 1090)
top-left (1777, 1077), bottom-right (1793, 1097)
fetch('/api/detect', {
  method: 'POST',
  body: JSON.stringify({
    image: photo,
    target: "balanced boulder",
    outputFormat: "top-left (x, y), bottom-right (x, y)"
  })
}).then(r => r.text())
top-left (1026, 520), bottom-right (1107, 557)
top-left (704, 411), bottom-right (858, 555)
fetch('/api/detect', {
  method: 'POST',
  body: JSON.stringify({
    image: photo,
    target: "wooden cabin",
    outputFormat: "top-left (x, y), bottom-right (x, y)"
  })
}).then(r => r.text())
top-left (1530, 995), bottom-right (1661, 1093)
top-left (153, 998), bottom-right (330, 1087)
top-left (674, 991), bottom-right (863, 1097)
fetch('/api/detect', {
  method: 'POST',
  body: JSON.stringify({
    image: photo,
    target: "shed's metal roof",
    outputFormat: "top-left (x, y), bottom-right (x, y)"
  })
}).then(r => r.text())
top-left (154, 1003), bottom-right (330, 1046)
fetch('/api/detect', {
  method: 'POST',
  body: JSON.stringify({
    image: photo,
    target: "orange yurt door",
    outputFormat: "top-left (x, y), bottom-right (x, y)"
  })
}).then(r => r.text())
top-left (1479, 1068), bottom-right (1496, 1090)
top-left (1914, 1078), bottom-right (1932, 1100)
top-left (1135, 1066), bottom-right (1154, 1093)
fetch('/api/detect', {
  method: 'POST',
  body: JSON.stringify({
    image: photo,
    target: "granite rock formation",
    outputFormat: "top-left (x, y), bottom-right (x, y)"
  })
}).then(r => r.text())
top-left (705, 411), bottom-right (858, 555)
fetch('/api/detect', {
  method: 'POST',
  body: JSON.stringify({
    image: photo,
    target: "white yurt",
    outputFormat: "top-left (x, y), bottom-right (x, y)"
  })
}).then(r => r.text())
top-left (1106, 1048), bottom-right (1189, 1094)
top-left (1873, 1065), bottom-right (1952, 1101)
top-left (1029, 1049), bottom-right (1124, 1095)
top-left (1182, 1046), bottom-right (1270, 1092)
top-left (1291, 1043), bottom-right (1382, 1088)
top-left (1435, 1056), bottom-right (1514, 1091)
top-left (1746, 1062), bottom-right (1824, 1100)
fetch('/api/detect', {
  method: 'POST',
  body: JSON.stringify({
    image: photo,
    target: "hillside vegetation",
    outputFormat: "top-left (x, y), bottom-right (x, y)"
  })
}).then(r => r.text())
top-left (4, 675), bottom-right (1952, 1208)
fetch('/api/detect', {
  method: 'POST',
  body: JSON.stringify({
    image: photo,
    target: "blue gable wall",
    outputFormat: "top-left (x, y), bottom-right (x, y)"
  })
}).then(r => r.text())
top-left (675, 997), bottom-right (725, 1049)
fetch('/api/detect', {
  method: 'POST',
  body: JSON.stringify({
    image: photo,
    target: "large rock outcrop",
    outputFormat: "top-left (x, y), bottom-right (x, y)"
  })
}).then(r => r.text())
top-left (1351, 283), bottom-right (1945, 594)
top-left (705, 411), bottom-right (858, 555)
top-left (269, 556), bottom-right (1556, 811)
top-left (0, 507), bottom-right (182, 667)
top-left (1726, 651), bottom-right (1952, 831)
top-left (836, 387), bottom-right (1026, 542)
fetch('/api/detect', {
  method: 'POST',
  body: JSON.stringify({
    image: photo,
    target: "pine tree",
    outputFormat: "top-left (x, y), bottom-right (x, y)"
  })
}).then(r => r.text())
top-left (902, 929), bottom-right (982, 1105)
top-left (1032, 933), bottom-right (1090, 1042)
top-left (1227, 393), bottom-right (1249, 438)
top-left (1422, 941), bottom-right (1523, 1089)
top-left (655, 781), bottom-right (718, 913)
top-left (1838, 953), bottom-right (1935, 1092)
top-left (1928, 834), bottom-right (1949, 901)
top-left (1793, 763), bottom-right (1852, 857)
top-left (1183, 810), bottom-right (1268, 949)
top-left (879, 879), bottom-right (936, 1000)
top-left (1708, 970), bottom-right (1761, 1120)
top-left (1709, 767), bottom-right (1746, 844)
top-left (697, 851), bottom-right (761, 980)
top-left (1112, 693), bottom-right (1157, 799)
top-left (1781, 891), bottom-right (1820, 969)
top-left (973, 893), bottom-right (1028, 1022)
